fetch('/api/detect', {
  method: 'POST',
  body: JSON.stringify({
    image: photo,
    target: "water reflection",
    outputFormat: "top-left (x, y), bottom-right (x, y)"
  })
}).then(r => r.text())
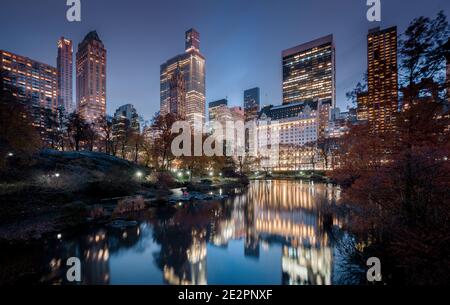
top-left (40, 180), bottom-right (343, 285)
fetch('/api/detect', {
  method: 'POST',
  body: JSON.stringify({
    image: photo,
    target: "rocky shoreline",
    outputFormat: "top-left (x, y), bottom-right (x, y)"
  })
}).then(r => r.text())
top-left (0, 177), bottom-right (249, 244)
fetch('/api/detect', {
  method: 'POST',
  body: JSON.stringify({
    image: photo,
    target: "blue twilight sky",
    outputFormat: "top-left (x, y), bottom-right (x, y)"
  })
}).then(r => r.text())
top-left (0, 0), bottom-right (449, 120)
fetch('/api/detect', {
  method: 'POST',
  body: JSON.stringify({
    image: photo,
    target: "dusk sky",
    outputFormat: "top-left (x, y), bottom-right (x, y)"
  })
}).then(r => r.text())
top-left (1, 0), bottom-right (449, 120)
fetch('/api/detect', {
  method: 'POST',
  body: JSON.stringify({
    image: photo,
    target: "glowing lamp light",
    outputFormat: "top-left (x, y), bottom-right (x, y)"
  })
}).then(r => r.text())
top-left (209, 171), bottom-right (214, 177)
top-left (136, 171), bottom-right (143, 178)
top-left (54, 173), bottom-right (60, 178)
top-left (7, 152), bottom-right (13, 157)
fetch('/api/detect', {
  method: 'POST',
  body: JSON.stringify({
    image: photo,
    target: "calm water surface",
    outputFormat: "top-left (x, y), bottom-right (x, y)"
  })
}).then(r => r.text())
top-left (18, 180), bottom-right (352, 285)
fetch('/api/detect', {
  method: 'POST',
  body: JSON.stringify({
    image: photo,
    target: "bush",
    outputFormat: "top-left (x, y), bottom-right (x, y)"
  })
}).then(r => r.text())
top-left (147, 171), bottom-right (176, 189)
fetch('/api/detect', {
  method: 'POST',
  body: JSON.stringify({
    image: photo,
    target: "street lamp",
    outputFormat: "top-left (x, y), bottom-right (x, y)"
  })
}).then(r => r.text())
top-left (136, 171), bottom-right (143, 179)
top-left (54, 173), bottom-right (60, 178)
top-left (7, 152), bottom-right (13, 157)
top-left (209, 171), bottom-right (214, 177)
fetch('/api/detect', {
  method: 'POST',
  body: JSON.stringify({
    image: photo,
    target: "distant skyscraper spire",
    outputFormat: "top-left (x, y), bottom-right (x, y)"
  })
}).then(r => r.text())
top-left (185, 28), bottom-right (200, 52)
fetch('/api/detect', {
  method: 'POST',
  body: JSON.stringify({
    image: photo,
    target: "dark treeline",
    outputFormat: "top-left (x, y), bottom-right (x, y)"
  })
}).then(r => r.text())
top-left (333, 11), bottom-right (450, 284)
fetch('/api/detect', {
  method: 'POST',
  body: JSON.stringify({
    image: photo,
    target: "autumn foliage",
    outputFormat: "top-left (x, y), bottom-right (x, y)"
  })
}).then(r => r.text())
top-left (332, 99), bottom-right (450, 284)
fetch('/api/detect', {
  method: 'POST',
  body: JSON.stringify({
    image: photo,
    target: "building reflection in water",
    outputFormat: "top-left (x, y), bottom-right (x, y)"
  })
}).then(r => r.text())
top-left (156, 180), bottom-right (339, 285)
top-left (212, 180), bottom-right (338, 285)
top-left (40, 180), bottom-right (342, 285)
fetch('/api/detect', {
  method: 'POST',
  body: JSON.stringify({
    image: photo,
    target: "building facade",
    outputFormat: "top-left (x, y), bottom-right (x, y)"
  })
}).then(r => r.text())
top-left (244, 87), bottom-right (260, 122)
top-left (356, 92), bottom-right (369, 121)
top-left (57, 37), bottom-right (73, 113)
top-left (258, 102), bottom-right (319, 147)
top-left (168, 65), bottom-right (186, 116)
top-left (207, 101), bottom-right (245, 158)
top-left (0, 50), bottom-right (58, 111)
top-left (282, 35), bottom-right (336, 107)
top-left (257, 102), bottom-right (321, 171)
top-left (208, 99), bottom-right (228, 122)
top-left (113, 104), bottom-right (140, 133)
top-left (76, 31), bottom-right (107, 122)
top-left (0, 49), bottom-right (57, 130)
top-left (367, 27), bottom-right (398, 133)
top-left (160, 29), bottom-right (206, 127)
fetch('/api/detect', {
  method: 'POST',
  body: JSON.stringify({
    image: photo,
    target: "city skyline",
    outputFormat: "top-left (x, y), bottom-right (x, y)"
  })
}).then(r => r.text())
top-left (0, 0), bottom-right (449, 121)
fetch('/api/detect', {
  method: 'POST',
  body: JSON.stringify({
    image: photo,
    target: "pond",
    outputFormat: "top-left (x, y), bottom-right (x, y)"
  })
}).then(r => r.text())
top-left (2, 180), bottom-right (357, 285)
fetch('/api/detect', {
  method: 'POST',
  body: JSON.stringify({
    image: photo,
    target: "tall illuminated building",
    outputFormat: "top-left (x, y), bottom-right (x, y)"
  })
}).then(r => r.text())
top-left (168, 64), bottom-right (186, 116)
top-left (282, 35), bottom-right (336, 107)
top-left (356, 92), bottom-right (369, 121)
top-left (0, 50), bottom-right (57, 128)
top-left (57, 37), bottom-right (73, 113)
top-left (244, 87), bottom-right (260, 122)
top-left (76, 31), bottom-right (106, 122)
top-left (160, 28), bottom-right (205, 127)
top-left (0, 50), bottom-right (57, 110)
top-left (367, 27), bottom-right (398, 133)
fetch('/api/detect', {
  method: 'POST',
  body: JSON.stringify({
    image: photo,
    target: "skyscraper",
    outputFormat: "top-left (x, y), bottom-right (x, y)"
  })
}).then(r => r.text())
top-left (57, 37), bottom-right (73, 113)
top-left (356, 92), bottom-right (369, 121)
top-left (367, 27), bottom-right (398, 133)
top-left (282, 35), bottom-right (336, 107)
top-left (244, 87), bottom-right (260, 122)
top-left (0, 50), bottom-right (57, 128)
top-left (160, 28), bottom-right (206, 127)
top-left (113, 104), bottom-right (140, 138)
top-left (76, 31), bottom-right (106, 122)
top-left (0, 50), bottom-right (57, 110)
top-left (168, 64), bottom-right (186, 116)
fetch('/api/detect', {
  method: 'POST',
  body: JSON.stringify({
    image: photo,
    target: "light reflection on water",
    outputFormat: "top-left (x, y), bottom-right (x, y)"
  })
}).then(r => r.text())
top-left (40, 180), bottom-right (346, 285)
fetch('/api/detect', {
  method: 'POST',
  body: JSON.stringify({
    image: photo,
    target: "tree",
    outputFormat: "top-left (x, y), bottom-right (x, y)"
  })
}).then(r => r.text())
top-left (151, 113), bottom-right (183, 170)
top-left (66, 112), bottom-right (89, 151)
top-left (0, 71), bottom-right (41, 177)
top-left (317, 137), bottom-right (337, 170)
top-left (236, 155), bottom-right (256, 175)
top-left (128, 130), bottom-right (145, 163)
top-left (84, 122), bottom-right (97, 151)
top-left (179, 133), bottom-right (209, 179)
top-left (96, 115), bottom-right (113, 154)
top-left (399, 11), bottom-right (449, 107)
top-left (346, 72), bottom-right (368, 106)
top-left (0, 74), bottom-right (42, 168)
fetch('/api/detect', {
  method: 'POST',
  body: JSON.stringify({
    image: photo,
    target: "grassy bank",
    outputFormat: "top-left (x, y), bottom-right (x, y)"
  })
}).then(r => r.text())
top-left (0, 150), bottom-right (151, 242)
